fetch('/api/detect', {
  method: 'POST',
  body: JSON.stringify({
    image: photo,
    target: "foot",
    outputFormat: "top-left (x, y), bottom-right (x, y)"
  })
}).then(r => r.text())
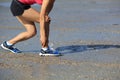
top-left (1, 41), bottom-right (21, 53)
top-left (39, 47), bottom-right (61, 56)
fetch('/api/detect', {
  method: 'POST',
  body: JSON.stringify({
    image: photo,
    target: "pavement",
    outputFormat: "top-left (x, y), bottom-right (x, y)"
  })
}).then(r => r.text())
top-left (0, 0), bottom-right (120, 80)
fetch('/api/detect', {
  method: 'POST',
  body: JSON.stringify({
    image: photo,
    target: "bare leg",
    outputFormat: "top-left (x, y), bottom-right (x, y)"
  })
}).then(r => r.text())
top-left (8, 4), bottom-right (52, 48)
top-left (8, 17), bottom-right (37, 44)
top-left (40, 0), bottom-right (55, 48)
top-left (8, 8), bottom-right (40, 45)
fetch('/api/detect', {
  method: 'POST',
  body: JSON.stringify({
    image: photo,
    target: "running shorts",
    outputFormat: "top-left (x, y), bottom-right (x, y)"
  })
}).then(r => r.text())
top-left (10, 0), bottom-right (31, 16)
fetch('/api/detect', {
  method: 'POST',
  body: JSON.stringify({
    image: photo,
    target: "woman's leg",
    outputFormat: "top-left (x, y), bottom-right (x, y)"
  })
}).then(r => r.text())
top-left (39, 0), bottom-right (55, 48)
top-left (8, 17), bottom-right (37, 44)
top-left (22, 7), bottom-right (51, 48)
top-left (8, 8), bottom-right (40, 45)
top-left (8, 7), bottom-right (50, 48)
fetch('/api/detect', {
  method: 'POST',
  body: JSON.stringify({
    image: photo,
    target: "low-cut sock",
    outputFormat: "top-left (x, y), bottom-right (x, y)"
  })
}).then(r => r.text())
top-left (42, 47), bottom-right (49, 51)
top-left (6, 41), bottom-right (13, 46)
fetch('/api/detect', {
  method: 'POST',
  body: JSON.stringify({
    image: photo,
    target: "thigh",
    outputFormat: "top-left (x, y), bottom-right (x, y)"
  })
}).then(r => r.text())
top-left (16, 16), bottom-right (37, 33)
top-left (19, 8), bottom-right (40, 23)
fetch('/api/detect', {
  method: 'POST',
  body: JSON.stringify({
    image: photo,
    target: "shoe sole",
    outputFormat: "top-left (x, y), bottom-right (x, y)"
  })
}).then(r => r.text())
top-left (1, 44), bottom-right (16, 53)
top-left (39, 53), bottom-right (62, 57)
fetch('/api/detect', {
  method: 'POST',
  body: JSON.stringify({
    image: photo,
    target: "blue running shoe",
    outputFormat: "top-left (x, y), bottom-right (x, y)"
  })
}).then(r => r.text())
top-left (39, 47), bottom-right (61, 56)
top-left (1, 41), bottom-right (21, 53)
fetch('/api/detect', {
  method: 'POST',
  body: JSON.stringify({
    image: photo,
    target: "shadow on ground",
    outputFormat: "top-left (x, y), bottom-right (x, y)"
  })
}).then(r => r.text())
top-left (10, 44), bottom-right (120, 54)
top-left (56, 44), bottom-right (120, 54)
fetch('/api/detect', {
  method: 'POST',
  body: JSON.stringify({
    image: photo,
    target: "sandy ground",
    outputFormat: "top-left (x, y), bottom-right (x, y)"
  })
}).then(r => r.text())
top-left (0, 0), bottom-right (120, 80)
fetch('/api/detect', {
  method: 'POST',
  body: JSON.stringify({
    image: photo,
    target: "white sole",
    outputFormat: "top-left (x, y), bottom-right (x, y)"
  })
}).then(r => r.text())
top-left (39, 53), bottom-right (61, 57)
top-left (1, 44), bottom-right (15, 53)
top-left (1, 44), bottom-right (10, 50)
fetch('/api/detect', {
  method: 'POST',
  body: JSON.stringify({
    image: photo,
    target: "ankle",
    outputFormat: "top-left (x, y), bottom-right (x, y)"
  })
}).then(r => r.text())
top-left (6, 41), bottom-right (13, 46)
top-left (42, 47), bottom-right (48, 51)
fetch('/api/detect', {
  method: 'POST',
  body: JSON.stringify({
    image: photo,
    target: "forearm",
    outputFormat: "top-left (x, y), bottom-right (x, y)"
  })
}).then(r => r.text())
top-left (39, 0), bottom-right (55, 48)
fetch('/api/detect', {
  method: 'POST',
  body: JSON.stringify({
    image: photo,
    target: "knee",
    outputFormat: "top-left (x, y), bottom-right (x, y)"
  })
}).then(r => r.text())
top-left (36, 17), bottom-right (40, 23)
top-left (31, 31), bottom-right (37, 37)
top-left (26, 30), bottom-right (37, 38)
top-left (40, 15), bottom-right (51, 23)
top-left (30, 30), bottom-right (37, 37)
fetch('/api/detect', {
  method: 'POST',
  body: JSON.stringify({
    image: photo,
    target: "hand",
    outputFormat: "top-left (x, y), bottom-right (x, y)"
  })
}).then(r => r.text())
top-left (45, 15), bottom-right (51, 23)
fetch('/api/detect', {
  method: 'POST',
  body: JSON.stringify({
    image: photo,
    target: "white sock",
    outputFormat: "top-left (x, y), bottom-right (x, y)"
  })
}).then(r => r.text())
top-left (6, 41), bottom-right (13, 46)
top-left (42, 47), bottom-right (48, 51)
